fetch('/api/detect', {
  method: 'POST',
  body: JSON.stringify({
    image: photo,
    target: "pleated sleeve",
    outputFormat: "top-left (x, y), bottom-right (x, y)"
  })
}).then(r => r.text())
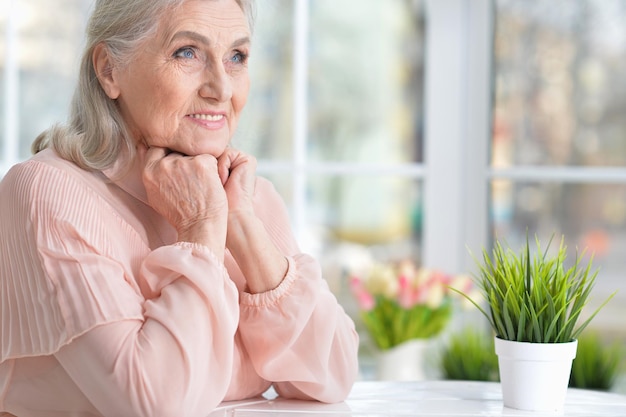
top-left (0, 156), bottom-right (241, 415)
top-left (0, 158), bottom-right (145, 361)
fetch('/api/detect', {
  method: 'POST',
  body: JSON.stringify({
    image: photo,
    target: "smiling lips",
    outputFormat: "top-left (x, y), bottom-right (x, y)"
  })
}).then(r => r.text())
top-left (188, 113), bottom-right (224, 122)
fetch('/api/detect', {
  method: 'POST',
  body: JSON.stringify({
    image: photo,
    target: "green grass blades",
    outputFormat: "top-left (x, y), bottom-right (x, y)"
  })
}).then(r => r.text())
top-left (569, 331), bottom-right (623, 391)
top-left (457, 234), bottom-right (617, 343)
top-left (440, 327), bottom-right (499, 382)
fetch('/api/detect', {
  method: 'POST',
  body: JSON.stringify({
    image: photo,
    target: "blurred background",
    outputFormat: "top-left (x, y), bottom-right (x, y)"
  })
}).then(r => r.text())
top-left (2, 0), bottom-right (625, 390)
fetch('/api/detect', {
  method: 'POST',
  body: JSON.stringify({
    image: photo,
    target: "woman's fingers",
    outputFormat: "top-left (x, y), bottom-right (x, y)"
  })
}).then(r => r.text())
top-left (218, 148), bottom-right (256, 184)
top-left (143, 146), bottom-right (168, 167)
top-left (216, 148), bottom-right (257, 218)
top-left (140, 145), bottom-right (227, 237)
top-left (217, 152), bottom-right (231, 185)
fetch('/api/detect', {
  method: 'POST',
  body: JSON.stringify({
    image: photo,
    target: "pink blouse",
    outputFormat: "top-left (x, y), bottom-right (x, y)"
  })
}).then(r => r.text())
top-left (0, 149), bottom-right (359, 417)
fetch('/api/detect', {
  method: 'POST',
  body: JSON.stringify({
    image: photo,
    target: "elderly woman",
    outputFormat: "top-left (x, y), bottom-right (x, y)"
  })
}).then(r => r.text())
top-left (0, 0), bottom-right (359, 415)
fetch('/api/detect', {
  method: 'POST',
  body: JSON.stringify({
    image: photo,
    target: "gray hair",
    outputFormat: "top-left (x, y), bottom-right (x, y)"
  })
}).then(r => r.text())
top-left (32, 0), bottom-right (256, 171)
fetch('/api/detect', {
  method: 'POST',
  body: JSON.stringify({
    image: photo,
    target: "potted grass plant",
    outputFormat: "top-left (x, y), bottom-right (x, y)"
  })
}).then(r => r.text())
top-left (456, 234), bottom-right (617, 412)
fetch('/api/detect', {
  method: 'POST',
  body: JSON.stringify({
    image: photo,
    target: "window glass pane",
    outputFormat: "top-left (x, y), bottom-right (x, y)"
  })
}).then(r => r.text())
top-left (0, 68), bottom-right (4, 163)
top-left (310, 176), bottom-right (423, 306)
top-left (493, 0), bottom-right (626, 167)
top-left (259, 172), bottom-right (292, 209)
top-left (491, 180), bottom-right (626, 331)
top-left (16, 0), bottom-right (89, 159)
top-left (1, 5), bottom-right (10, 164)
top-left (235, 0), bottom-right (294, 160)
top-left (308, 0), bottom-right (425, 164)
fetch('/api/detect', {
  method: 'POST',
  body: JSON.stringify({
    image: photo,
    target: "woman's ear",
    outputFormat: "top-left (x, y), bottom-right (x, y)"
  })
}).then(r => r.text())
top-left (93, 43), bottom-right (121, 99)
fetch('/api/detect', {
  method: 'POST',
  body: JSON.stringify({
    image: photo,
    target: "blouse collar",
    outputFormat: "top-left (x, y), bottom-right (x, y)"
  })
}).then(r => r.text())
top-left (102, 148), bottom-right (149, 206)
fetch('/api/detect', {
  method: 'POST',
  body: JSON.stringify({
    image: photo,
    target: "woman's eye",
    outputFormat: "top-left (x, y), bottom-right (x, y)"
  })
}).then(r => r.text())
top-left (230, 51), bottom-right (248, 64)
top-left (174, 47), bottom-right (196, 59)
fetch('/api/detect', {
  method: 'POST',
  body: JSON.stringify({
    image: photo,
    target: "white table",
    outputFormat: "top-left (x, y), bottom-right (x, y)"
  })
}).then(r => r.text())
top-left (208, 380), bottom-right (626, 416)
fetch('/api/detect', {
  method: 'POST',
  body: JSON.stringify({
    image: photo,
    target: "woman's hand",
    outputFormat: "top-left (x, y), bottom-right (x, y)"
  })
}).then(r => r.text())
top-left (139, 145), bottom-right (228, 259)
top-left (217, 147), bottom-right (288, 293)
top-left (217, 147), bottom-right (257, 217)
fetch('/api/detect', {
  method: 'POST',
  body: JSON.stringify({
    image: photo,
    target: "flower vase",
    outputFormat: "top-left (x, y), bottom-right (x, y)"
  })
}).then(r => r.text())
top-left (376, 339), bottom-right (431, 381)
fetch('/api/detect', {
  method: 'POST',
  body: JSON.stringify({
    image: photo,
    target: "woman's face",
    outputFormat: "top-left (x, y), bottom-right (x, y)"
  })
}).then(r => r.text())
top-left (110, 0), bottom-right (250, 157)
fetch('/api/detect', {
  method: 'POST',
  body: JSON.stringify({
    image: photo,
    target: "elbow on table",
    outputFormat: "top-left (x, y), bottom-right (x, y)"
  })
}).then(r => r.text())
top-left (115, 379), bottom-right (226, 417)
top-left (317, 385), bottom-right (353, 404)
top-left (121, 396), bottom-right (222, 417)
top-left (309, 343), bottom-right (360, 403)
top-left (276, 370), bottom-right (358, 405)
top-left (325, 370), bottom-right (359, 404)
top-left (325, 341), bottom-right (360, 403)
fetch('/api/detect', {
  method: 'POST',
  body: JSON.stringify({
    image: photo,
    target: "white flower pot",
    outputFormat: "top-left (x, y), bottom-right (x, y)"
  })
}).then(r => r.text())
top-left (495, 337), bottom-right (578, 412)
top-left (376, 339), bottom-right (431, 381)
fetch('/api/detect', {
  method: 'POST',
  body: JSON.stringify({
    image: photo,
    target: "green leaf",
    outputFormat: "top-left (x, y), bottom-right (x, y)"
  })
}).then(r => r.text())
top-left (463, 233), bottom-right (616, 343)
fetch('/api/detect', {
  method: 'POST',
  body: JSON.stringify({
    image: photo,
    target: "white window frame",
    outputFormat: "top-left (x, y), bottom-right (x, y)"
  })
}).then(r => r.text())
top-left (1, 0), bottom-right (20, 178)
top-left (255, 0), bottom-right (495, 274)
top-left (423, 0), bottom-right (493, 273)
top-left (4, 0), bottom-right (626, 280)
top-left (1, 0), bottom-right (493, 275)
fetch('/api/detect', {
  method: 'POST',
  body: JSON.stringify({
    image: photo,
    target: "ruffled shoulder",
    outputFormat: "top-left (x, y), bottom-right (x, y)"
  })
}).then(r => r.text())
top-left (0, 152), bottom-right (144, 362)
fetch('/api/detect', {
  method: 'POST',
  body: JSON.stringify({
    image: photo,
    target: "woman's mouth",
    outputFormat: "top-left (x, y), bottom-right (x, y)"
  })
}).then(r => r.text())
top-left (188, 113), bottom-right (224, 122)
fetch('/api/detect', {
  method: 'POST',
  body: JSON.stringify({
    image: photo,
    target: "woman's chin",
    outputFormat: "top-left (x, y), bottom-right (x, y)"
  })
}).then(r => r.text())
top-left (169, 145), bottom-right (226, 158)
top-left (192, 146), bottom-right (226, 158)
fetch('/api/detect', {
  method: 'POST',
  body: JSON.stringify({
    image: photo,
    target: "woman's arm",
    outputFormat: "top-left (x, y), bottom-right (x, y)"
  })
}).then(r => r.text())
top-left (216, 148), bottom-right (359, 402)
top-left (217, 148), bottom-right (289, 294)
top-left (54, 243), bottom-right (240, 417)
top-left (239, 254), bottom-right (360, 403)
top-left (1, 157), bottom-right (240, 417)
top-left (232, 177), bottom-right (360, 403)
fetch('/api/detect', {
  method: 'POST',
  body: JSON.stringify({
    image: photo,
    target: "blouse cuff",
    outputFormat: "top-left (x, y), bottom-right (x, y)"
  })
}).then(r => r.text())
top-left (173, 241), bottom-right (226, 269)
top-left (140, 242), bottom-right (228, 299)
top-left (239, 256), bottom-right (298, 308)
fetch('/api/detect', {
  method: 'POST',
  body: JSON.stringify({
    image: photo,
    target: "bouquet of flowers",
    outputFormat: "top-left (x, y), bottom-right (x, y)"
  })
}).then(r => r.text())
top-left (350, 260), bottom-right (475, 350)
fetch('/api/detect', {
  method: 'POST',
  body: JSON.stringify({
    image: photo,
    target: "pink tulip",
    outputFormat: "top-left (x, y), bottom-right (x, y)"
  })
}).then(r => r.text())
top-left (350, 275), bottom-right (376, 311)
top-left (356, 290), bottom-right (376, 311)
top-left (397, 274), bottom-right (414, 308)
top-left (349, 276), bottom-right (363, 293)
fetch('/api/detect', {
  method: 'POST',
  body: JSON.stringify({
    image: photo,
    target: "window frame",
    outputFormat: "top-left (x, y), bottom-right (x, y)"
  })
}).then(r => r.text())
top-left (1, 0), bottom-right (20, 177)
top-left (0, 0), bottom-right (495, 273)
top-left (4, 0), bottom-right (626, 280)
top-left (422, 0), bottom-right (493, 273)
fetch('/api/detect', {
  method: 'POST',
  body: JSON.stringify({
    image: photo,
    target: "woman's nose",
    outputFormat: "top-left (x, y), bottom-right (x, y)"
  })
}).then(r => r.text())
top-left (199, 63), bottom-right (232, 102)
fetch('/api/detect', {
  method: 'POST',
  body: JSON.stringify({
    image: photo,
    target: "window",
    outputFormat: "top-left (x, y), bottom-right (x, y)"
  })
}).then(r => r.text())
top-left (1, 0), bottom-right (90, 175)
top-left (2, 0), bottom-right (625, 376)
top-left (2, 0), bottom-right (426, 308)
top-left (225, 0), bottom-right (427, 307)
top-left (492, 0), bottom-right (626, 334)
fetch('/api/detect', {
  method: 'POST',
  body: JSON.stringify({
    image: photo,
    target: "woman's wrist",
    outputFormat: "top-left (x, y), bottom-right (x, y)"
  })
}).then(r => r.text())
top-left (226, 211), bottom-right (288, 294)
top-left (177, 222), bottom-right (226, 261)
